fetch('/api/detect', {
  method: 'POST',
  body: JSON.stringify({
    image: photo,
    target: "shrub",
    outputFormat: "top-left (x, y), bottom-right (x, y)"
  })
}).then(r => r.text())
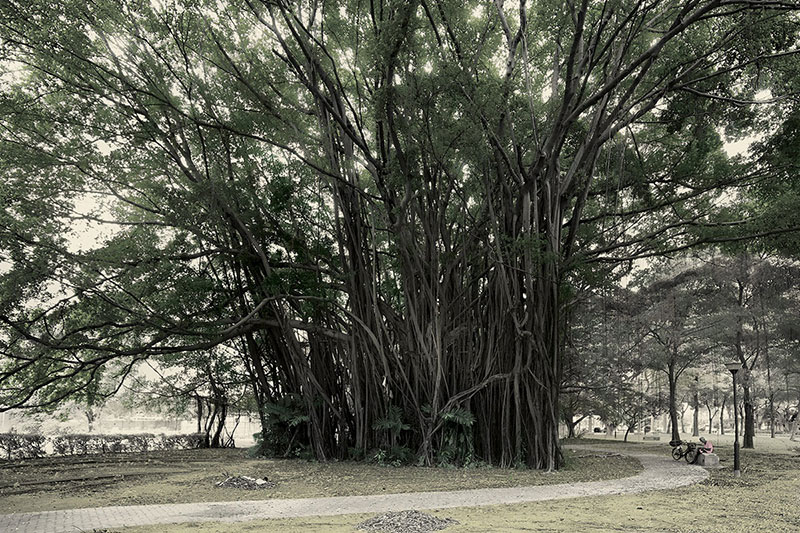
top-left (253, 395), bottom-right (311, 458)
top-left (163, 433), bottom-right (204, 450)
top-left (61, 434), bottom-right (104, 455)
top-left (183, 433), bottom-right (205, 449)
top-left (128, 433), bottom-right (155, 452)
top-left (2, 432), bottom-right (204, 460)
top-left (436, 408), bottom-right (476, 467)
top-left (371, 445), bottom-right (414, 467)
top-left (0, 432), bottom-right (47, 460)
top-left (51, 435), bottom-right (75, 456)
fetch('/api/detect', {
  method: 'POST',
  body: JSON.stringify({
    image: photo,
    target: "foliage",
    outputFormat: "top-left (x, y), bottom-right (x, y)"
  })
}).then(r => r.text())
top-left (373, 404), bottom-right (411, 458)
top-left (373, 405), bottom-right (411, 435)
top-left (371, 445), bottom-right (415, 467)
top-left (0, 432), bottom-right (203, 460)
top-left (436, 408), bottom-right (477, 467)
top-left (251, 394), bottom-right (311, 458)
top-left (0, 431), bottom-right (46, 460)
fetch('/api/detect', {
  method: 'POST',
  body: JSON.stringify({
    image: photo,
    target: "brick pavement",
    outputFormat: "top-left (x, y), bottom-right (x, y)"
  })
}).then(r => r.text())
top-left (0, 447), bottom-right (708, 533)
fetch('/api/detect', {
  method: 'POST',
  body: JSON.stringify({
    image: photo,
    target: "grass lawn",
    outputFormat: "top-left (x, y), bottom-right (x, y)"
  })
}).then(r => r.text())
top-left (0, 446), bottom-right (639, 513)
top-left (121, 437), bottom-right (800, 533)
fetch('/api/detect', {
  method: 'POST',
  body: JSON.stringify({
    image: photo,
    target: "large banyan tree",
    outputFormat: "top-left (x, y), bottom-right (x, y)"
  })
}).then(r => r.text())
top-left (1, 0), bottom-right (799, 468)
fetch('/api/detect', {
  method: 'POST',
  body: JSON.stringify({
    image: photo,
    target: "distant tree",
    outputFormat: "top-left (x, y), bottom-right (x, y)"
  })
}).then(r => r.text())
top-left (633, 260), bottom-right (723, 443)
top-left (703, 252), bottom-right (800, 446)
top-left (696, 364), bottom-right (728, 434)
top-left (563, 284), bottom-right (641, 438)
top-left (126, 347), bottom-right (250, 448)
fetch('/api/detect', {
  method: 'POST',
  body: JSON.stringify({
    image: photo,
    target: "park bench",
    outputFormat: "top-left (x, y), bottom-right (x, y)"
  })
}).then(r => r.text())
top-left (642, 426), bottom-right (660, 440)
top-left (694, 452), bottom-right (720, 467)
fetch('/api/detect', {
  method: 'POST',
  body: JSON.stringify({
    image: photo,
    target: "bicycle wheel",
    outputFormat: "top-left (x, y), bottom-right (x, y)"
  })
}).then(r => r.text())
top-left (671, 447), bottom-right (683, 461)
top-left (685, 446), bottom-right (698, 463)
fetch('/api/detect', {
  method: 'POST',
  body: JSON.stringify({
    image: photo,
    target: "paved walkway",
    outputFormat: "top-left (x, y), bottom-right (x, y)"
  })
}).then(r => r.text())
top-left (0, 446), bottom-right (708, 533)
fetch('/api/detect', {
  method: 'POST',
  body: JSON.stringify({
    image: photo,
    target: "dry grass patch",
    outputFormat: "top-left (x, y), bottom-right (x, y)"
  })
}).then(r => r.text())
top-left (0, 446), bottom-right (640, 513)
top-left (120, 440), bottom-right (800, 533)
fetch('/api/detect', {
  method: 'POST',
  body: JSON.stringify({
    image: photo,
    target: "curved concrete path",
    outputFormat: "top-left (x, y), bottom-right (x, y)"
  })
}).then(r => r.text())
top-left (0, 446), bottom-right (708, 533)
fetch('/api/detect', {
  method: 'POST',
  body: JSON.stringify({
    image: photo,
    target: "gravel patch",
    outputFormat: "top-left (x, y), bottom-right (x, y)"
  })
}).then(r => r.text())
top-left (216, 475), bottom-right (276, 490)
top-left (356, 510), bottom-right (458, 533)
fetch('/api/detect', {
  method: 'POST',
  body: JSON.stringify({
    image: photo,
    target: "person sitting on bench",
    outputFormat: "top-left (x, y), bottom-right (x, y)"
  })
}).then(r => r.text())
top-left (698, 436), bottom-right (713, 454)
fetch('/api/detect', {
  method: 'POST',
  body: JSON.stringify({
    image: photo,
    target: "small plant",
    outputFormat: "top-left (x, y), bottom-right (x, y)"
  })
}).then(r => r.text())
top-left (371, 445), bottom-right (414, 467)
top-left (347, 446), bottom-right (366, 461)
top-left (372, 405), bottom-right (413, 465)
top-left (437, 408), bottom-right (476, 467)
top-left (373, 405), bottom-right (410, 448)
top-left (252, 394), bottom-right (311, 458)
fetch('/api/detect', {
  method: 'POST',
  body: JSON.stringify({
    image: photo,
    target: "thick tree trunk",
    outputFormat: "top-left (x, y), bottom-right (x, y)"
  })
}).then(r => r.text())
top-left (85, 409), bottom-right (95, 433)
top-left (764, 324), bottom-right (775, 438)
top-left (196, 396), bottom-right (203, 435)
top-left (743, 383), bottom-right (755, 448)
top-left (769, 394), bottom-right (776, 439)
top-left (565, 417), bottom-right (577, 439)
top-left (734, 280), bottom-right (754, 448)
top-left (564, 412), bottom-right (587, 440)
top-left (668, 363), bottom-right (680, 443)
top-left (707, 406), bottom-right (715, 434)
top-left (210, 403), bottom-right (227, 448)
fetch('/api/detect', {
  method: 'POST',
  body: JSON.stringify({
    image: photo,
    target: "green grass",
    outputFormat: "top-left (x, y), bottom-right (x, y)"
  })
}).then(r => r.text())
top-left (0, 446), bottom-right (640, 514)
top-left (568, 431), bottom-right (800, 454)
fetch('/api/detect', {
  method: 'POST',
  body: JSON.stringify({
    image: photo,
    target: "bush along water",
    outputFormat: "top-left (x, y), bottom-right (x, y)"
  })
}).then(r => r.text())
top-left (0, 430), bottom-right (204, 460)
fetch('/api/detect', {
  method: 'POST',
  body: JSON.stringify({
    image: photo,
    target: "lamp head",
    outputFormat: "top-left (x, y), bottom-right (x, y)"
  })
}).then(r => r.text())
top-left (725, 362), bottom-right (742, 374)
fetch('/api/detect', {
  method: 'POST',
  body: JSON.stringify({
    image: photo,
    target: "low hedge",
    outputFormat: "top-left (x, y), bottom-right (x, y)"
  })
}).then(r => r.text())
top-left (0, 432), bottom-right (204, 460)
top-left (0, 433), bottom-right (47, 460)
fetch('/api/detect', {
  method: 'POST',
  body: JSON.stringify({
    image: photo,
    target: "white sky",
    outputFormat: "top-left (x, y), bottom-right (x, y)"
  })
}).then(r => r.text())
top-left (66, 194), bottom-right (116, 253)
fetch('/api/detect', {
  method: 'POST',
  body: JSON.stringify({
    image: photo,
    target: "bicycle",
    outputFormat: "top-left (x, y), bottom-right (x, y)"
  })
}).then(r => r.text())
top-left (670, 440), bottom-right (699, 463)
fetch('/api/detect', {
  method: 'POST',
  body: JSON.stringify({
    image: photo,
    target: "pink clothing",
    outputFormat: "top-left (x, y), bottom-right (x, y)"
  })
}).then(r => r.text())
top-left (701, 440), bottom-right (713, 453)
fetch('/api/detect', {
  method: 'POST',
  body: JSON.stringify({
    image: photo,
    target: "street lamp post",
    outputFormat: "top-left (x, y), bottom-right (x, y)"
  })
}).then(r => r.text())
top-left (725, 362), bottom-right (742, 477)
